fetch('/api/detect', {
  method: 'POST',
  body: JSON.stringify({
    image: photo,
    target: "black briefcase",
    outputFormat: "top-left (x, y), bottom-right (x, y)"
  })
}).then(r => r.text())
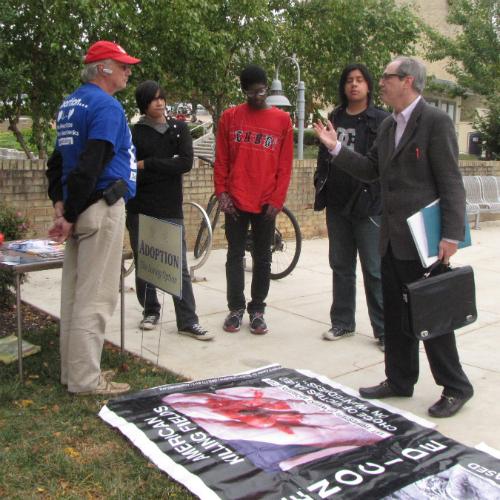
top-left (402, 265), bottom-right (477, 341)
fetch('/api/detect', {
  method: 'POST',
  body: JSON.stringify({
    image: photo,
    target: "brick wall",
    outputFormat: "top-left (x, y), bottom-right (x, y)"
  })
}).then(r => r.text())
top-left (183, 160), bottom-right (326, 250)
top-left (0, 158), bottom-right (53, 237)
top-left (458, 160), bottom-right (500, 177)
top-left (1, 157), bottom-right (499, 243)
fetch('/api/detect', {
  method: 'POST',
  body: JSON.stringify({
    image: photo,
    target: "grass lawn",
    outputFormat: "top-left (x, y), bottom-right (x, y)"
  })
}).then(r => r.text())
top-left (0, 322), bottom-right (195, 499)
top-left (0, 130), bottom-right (31, 150)
top-left (0, 129), bottom-right (55, 156)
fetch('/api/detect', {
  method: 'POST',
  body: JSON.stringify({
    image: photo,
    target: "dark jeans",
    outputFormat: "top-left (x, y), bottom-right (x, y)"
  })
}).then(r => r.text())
top-left (326, 208), bottom-right (384, 338)
top-left (224, 208), bottom-right (275, 314)
top-left (126, 212), bottom-right (198, 329)
top-left (382, 246), bottom-right (473, 399)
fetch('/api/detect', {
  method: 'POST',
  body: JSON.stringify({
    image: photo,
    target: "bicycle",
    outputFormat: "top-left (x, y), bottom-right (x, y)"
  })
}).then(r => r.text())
top-left (194, 156), bottom-right (302, 280)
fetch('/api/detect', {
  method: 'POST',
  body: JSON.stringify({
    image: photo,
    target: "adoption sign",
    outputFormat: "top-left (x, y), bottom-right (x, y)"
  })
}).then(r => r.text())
top-left (137, 214), bottom-right (182, 298)
top-left (99, 365), bottom-right (500, 499)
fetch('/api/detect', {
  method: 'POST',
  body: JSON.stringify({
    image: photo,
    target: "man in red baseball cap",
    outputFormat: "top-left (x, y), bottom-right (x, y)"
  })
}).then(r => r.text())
top-left (46, 41), bottom-right (140, 396)
top-left (84, 40), bottom-right (141, 65)
top-left (81, 40), bottom-right (141, 95)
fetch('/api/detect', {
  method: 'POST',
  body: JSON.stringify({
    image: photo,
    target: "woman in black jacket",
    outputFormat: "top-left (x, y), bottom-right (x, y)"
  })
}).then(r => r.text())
top-left (126, 80), bottom-right (212, 340)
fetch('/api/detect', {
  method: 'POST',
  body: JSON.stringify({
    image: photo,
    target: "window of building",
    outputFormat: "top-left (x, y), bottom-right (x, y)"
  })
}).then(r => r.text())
top-left (427, 98), bottom-right (456, 121)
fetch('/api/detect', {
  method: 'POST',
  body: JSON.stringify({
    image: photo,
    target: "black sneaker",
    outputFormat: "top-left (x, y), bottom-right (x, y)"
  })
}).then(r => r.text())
top-left (249, 312), bottom-right (268, 335)
top-left (178, 324), bottom-right (214, 341)
top-left (139, 315), bottom-right (159, 330)
top-left (223, 309), bottom-right (245, 332)
top-left (322, 327), bottom-right (354, 341)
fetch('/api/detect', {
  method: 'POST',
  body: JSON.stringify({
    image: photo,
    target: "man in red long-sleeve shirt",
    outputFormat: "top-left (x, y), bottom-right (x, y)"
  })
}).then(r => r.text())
top-left (214, 65), bottom-right (294, 335)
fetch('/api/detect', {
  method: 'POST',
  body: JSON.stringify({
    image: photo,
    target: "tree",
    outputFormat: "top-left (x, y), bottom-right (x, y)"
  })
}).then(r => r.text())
top-left (475, 94), bottom-right (500, 159)
top-left (1, 0), bottom-right (425, 155)
top-left (426, 0), bottom-right (500, 155)
top-left (426, 0), bottom-right (499, 97)
top-left (0, 0), bottom-right (95, 158)
top-left (130, 0), bottom-right (289, 129)
top-left (0, 0), bottom-right (145, 158)
top-left (275, 0), bottom-right (423, 116)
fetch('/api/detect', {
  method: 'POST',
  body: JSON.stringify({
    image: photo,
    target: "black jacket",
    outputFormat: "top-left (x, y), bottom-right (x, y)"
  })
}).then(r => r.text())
top-left (127, 117), bottom-right (193, 219)
top-left (314, 105), bottom-right (388, 215)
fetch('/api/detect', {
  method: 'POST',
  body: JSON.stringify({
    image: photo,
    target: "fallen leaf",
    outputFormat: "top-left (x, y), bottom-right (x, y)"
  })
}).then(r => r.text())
top-left (16, 399), bottom-right (34, 408)
top-left (64, 447), bottom-right (80, 459)
top-left (58, 480), bottom-right (69, 490)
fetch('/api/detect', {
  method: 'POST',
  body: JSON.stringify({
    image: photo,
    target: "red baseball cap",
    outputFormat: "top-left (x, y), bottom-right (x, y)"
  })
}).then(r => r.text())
top-left (84, 40), bottom-right (141, 64)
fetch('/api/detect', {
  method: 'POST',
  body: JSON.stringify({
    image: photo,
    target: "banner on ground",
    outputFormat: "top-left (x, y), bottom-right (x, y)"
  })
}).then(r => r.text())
top-left (99, 365), bottom-right (500, 499)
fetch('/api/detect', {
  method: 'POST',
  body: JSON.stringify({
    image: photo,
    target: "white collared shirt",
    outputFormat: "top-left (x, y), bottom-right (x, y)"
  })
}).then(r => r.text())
top-left (393, 95), bottom-right (421, 147)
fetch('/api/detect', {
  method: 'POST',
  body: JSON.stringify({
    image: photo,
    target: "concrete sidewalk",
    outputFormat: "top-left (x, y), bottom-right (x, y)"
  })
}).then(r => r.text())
top-left (21, 220), bottom-right (500, 450)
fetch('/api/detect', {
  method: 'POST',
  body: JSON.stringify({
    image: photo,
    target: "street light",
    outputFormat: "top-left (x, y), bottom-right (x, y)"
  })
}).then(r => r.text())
top-left (266, 55), bottom-right (305, 160)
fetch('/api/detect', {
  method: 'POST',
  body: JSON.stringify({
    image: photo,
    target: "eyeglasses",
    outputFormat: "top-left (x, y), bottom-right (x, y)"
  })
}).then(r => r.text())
top-left (381, 73), bottom-right (405, 81)
top-left (243, 87), bottom-right (268, 97)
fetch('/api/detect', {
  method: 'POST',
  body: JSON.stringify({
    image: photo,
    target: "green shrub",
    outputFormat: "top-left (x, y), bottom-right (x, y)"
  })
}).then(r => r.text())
top-left (0, 204), bottom-right (30, 304)
top-left (294, 128), bottom-right (319, 146)
top-left (189, 124), bottom-right (206, 140)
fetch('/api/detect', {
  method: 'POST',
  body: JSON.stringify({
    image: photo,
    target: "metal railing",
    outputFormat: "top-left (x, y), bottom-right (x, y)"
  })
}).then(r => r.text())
top-left (191, 121), bottom-right (213, 146)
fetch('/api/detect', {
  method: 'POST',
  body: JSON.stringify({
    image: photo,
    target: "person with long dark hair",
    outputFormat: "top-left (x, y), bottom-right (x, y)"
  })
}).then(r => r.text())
top-left (314, 63), bottom-right (388, 350)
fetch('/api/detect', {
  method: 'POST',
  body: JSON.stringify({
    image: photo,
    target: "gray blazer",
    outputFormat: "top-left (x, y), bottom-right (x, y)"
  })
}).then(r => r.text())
top-left (333, 98), bottom-right (466, 261)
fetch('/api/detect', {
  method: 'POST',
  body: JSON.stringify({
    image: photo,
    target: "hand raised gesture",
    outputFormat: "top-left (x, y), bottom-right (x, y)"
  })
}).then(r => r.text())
top-left (313, 120), bottom-right (338, 151)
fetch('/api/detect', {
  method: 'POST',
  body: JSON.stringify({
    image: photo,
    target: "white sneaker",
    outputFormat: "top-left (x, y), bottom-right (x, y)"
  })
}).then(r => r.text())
top-left (322, 327), bottom-right (354, 341)
top-left (139, 315), bottom-right (159, 330)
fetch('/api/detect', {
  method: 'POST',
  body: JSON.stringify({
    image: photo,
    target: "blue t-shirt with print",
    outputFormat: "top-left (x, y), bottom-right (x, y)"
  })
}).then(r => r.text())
top-left (55, 82), bottom-right (136, 201)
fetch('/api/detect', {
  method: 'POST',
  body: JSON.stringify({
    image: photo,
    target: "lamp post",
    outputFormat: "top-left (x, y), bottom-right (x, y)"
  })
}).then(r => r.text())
top-left (266, 55), bottom-right (305, 160)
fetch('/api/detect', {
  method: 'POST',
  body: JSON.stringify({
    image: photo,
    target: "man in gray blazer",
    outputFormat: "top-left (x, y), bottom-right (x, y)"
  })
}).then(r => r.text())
top-left (314, 56), bottom-right (473, 418)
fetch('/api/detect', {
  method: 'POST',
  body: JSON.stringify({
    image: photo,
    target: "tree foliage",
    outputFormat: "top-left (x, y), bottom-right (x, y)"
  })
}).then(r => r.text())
top-left (426, 0), bottom-right (500, 155)
top-left (426, 0), bottom-right (499, 97)
top-left (0, 0), bottom-right (93, 158)
top-left (0, 0), bottom-right (425, 156)
top-left (278, 0), bottom-right (423, 115)
top-left (128, 0), bottom-right (290, 127)
top-left (475, 94), bottom-right (500, 158)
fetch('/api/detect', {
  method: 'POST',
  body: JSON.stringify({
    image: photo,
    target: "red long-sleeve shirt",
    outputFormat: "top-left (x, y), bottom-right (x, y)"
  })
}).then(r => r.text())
top-left (214, 103), bottom-right (294, 213)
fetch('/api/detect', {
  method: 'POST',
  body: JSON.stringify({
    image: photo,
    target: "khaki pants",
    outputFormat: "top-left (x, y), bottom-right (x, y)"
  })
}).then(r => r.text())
top-left (60, 199), bottom-right (125, 392)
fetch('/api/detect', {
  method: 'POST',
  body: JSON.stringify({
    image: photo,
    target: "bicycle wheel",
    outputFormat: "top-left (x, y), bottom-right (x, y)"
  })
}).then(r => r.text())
top-left (194, 194), bottom-right (220, 259)
top-left (184, 201), bottom-right (213, 271)
top-left (270, 206), bottom-right (302, 280)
